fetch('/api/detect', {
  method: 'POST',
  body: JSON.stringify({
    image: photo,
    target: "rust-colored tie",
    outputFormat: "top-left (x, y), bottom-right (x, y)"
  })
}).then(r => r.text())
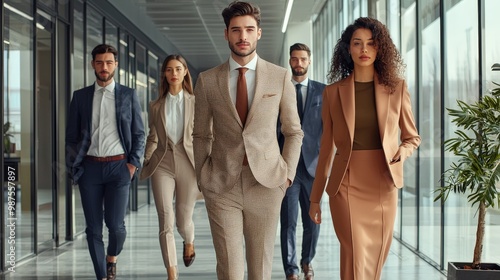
top-left (236, 67), bottom-right (249, 165)
top-left (236, 67), bottom-right (249, 125)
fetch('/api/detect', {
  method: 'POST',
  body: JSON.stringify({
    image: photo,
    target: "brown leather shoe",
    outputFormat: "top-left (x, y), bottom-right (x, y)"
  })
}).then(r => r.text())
top-left (183, 242), bottom-right (196, 267)
top-left (106, 262), bottom-right (116, 280)
top-left (301, 263), bottom-right (314, 280)
top-left (287, 274), bottom-right (299, 280)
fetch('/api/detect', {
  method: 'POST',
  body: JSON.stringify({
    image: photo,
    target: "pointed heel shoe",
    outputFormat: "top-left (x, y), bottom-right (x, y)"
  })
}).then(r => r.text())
top-left (183, 242), bottom-right (196, 267)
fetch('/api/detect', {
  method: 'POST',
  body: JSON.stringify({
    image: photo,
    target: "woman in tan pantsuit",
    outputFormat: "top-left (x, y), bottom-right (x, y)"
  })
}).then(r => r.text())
top-left (309, 18), bottom-right (421, 280)
top-left (140, 54), bottom-right (200, 280)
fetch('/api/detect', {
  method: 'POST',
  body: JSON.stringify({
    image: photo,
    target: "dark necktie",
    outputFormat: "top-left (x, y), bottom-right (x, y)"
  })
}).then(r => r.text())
top-left (296, 83), bottom-right (303, 121)
top-left (236, 67), bottom-right (249, 125)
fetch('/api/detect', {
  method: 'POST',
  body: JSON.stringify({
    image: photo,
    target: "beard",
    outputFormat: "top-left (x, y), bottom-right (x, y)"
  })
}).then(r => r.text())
top-left (292, 67), bottom-right (308, 77)
top-left (94, 70), bottom-right (115, 83)
top-left (228, 41), bottom-right (257, 58)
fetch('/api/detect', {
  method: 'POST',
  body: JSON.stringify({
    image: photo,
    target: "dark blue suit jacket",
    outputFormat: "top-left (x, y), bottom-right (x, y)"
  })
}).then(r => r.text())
top-left (279, 79), bottom-right (326, 177)
top-left (65, 82), bottom-right (145, 183)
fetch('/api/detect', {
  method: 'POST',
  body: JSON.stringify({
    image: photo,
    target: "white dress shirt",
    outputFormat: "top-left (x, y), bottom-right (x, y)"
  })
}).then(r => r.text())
top-left (87, 80), bottom-right (125, 157)
top-left (165, 90), bottom-right (185, 144)
top-left (229, 55), bottom-right (258, 108)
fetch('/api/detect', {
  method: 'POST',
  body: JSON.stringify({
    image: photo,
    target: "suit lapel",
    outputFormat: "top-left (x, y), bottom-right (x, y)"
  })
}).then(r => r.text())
top-left (374, 74), bottom-right (389, 143)
top-left (158, 98), bottom-right (167, 138)
top-left (246, 58), bottom-right (266, 126)
top-left (339, 74), bottom-right (355, 142)
top-left (114, 83), bottom-right (122, 129)
top-left (184, 93), bottom-right (194, 138)
top-left (86, 84), bottom-right (96, 134)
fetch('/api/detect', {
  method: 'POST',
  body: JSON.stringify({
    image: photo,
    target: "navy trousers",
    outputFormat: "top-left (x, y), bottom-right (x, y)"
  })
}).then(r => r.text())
top-left (280, 156), bottom-right (320, 276)
top-left (78, 158), bottom-right (131, 279)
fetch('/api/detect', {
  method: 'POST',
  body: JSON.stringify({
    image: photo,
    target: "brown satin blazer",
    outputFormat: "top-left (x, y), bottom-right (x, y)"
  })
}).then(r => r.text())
top-left (139, 92), bottom-right (195, 180)
top-left (310, 74), bottom-right (421, 203)
top-left (193, 57), bottom-right (304, 194)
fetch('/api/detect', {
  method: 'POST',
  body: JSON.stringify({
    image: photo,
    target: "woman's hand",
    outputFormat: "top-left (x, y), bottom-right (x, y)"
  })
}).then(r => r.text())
top-left (309, 202), bottom-right (322, 224)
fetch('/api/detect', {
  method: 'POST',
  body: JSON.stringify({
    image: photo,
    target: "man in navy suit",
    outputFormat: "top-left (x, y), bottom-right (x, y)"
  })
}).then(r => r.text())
top-left (66, 44), bottom-right (145, 280)
top-left (279, 43), bottom-right (325, 280)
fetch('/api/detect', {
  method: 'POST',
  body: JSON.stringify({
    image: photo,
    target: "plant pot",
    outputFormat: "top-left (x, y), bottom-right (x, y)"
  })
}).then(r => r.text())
top-left (448, 262), bottom-right (500, 280)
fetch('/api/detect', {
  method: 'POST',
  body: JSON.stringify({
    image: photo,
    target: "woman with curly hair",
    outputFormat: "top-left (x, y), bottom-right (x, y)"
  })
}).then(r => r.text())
top-left (309, 17), bottom-right (421, 279)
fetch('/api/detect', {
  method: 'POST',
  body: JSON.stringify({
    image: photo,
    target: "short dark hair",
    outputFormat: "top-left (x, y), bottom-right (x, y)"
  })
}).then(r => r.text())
top-left (222, 1), bottom-right (261, 29)
top-left (289, 43), bottom-right (311, 57)
top-left (91, 44), bottom-right (118, 61)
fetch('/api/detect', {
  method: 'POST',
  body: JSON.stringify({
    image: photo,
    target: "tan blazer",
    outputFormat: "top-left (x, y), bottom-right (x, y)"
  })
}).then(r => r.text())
top-left (139, 93), bottom-right (195, 180)
top-left (193, 57), bottom-right (304, 194)
top-left (310, 74), bottom-right (421, 203)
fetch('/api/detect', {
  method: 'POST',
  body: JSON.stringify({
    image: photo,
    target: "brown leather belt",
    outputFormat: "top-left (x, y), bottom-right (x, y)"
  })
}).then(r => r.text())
top-left (86, 154), bottom-right (126, 162)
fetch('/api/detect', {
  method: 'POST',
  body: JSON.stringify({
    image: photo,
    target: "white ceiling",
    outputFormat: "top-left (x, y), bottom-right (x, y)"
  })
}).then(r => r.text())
top-left (131, 0), bottom-right (325, 72)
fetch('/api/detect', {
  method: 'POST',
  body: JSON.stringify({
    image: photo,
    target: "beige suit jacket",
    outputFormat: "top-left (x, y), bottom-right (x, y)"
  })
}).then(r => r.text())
top-left (193, 57), bottom-right (304, 194)
top-left (310, 74), bottom-right (421, 203)
top-left (139, 93), bottom-right (195, 180)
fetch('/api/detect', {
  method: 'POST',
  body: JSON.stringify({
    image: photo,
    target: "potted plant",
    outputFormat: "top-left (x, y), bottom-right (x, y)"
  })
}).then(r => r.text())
top-left (435, 64), bottom-right (500, 280)
top-left (3, 121), bottom-right (14, 155)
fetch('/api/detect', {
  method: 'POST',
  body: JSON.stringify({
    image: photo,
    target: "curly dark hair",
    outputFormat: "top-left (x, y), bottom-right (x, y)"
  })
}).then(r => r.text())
top-left (327, 17), bottom-right (404, 92)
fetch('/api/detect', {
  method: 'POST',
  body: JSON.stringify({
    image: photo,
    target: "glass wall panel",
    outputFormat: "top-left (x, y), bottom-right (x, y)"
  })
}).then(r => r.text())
top-left (35, 9), bottom-right (55, 252)
top-left (37, 0), bottom-right (55, 10)
top-left (148, 52), bottom-right (159, 101)
top-left (119, 32), bottom-right (129, 86)
top-left (442, 0), bottom-right (500, 267)
top-left (368, 0), bottom-right (386, 22)
top-left (128, 38), bottom-right (136, 88)
top-left (86, 6), bottom-right (103, 84)
top-left (56, 19), bottom-right (69, 244)
top-left (57, 0), bottom-right (70, 21)
top-left (484, 0), bottom-right (500, 91)
top-left (418, 0), bottom-right (442, 262)
top-left (484, 1), bottom-right (500, 263)
top-left (135, 42), bottom-right (148, 209)
top-left (3, 3), bottom-right (35, 265)
top-left (5, 0), bottom-right (33, 15)
top-left (400, 0), bottom-right (418, 247)
top-left (105, 20), bottom-right (118, 52)
top-left (72, 0), bottom-right (85, 236)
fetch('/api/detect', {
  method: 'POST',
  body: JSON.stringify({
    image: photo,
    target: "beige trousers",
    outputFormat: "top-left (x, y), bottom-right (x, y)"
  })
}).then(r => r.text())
top-left (151, 140), bottom-right (199, 268)
top-left (202, 165), bottom-right (285, 280)
top-left (330, 149), bottom-right (397, 280)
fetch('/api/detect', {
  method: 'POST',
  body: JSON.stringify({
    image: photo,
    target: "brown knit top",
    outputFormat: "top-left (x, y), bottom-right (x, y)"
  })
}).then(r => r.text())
top-left (353, 81), bottom-right (383, 150)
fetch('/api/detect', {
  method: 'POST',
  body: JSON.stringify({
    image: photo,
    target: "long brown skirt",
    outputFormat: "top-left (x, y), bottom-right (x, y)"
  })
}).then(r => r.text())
top-left (329, 149), bottom-right (397, 280)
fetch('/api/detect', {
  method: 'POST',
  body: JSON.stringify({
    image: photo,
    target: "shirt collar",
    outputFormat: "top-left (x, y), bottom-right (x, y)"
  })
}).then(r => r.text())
top-left (95, 79), bottom-right (115, 94)
top-left (292, 77), bottom-right (309, 87)
top-left (167, 90), bottom-right (184, 103)
top-left (229, 54), bottom-right (258, 72)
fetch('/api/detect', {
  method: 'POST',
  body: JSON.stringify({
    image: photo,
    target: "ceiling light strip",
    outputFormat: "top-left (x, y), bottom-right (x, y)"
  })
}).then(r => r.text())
top-left (281, 0), bottom-right (294, 33)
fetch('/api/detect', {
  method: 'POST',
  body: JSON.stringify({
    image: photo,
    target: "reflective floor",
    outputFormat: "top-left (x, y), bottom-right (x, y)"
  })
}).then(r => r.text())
top-left (2, 200), bottom-right (447, 279)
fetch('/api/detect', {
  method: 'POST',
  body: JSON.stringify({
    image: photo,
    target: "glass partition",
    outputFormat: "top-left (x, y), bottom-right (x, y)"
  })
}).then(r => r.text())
top-left (3, 2), bottom-right (35, 266)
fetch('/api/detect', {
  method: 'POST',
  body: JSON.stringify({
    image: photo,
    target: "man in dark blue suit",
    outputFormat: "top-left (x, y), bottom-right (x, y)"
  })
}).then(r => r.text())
top-left (66, 44), bottom-right (145, 280)
top-left (279, 43), bottom-right (326, 280)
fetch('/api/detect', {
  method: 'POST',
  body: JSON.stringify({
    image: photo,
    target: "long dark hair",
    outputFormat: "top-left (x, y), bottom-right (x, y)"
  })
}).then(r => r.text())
top-left (327, 17), bottom-right (404, 92)
top-left (158, 54), bottom-right (193, 100)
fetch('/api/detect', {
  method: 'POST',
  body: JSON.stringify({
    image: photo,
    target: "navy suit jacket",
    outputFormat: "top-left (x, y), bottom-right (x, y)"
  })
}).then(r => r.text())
top-left (279, 79), bottom-right (326, 177)
top-left (65, 82), bottom-right (145, 183)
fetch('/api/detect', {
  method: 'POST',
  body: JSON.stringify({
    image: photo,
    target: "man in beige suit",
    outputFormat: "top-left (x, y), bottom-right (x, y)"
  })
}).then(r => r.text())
top-left (193, 1), bottom-right (303, 279)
